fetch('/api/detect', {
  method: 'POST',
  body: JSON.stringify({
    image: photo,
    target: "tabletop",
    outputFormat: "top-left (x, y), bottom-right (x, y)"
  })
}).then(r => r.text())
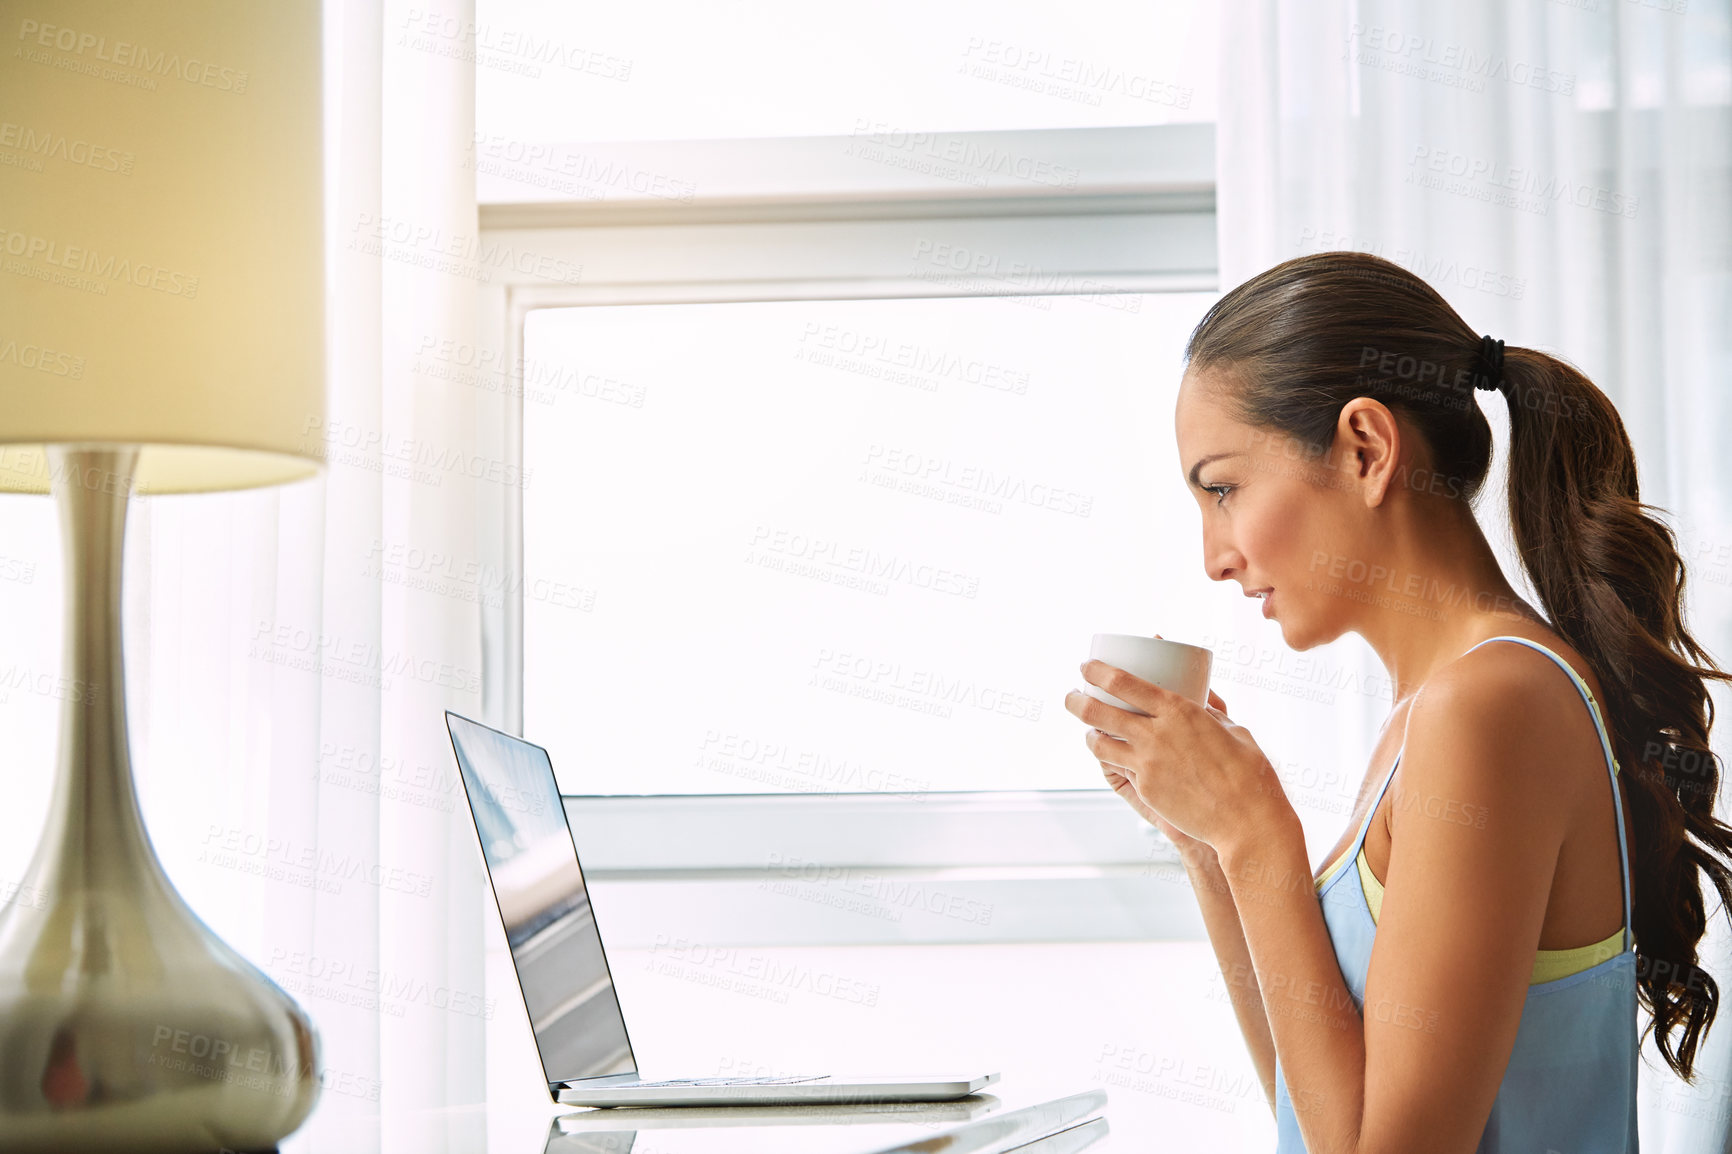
top-left (269, 940), bottom-right (1282, 1153)
top-left (278, 1079), bottom-right (1156, 1153)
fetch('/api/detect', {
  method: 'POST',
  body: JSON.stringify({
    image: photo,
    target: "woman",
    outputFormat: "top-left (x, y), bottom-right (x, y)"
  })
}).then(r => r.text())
top-left (1064, 251), bottom-right (1732, 1153)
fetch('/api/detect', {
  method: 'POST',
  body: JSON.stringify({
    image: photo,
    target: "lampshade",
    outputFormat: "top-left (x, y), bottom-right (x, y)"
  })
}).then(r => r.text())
top-left (0, 0), bottom-right (325, 494)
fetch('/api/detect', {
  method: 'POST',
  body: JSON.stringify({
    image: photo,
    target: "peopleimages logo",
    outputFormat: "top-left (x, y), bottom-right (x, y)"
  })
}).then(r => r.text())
top-left (957, 37), bottom-right (1193, 109)
top-left (201, 824), bottom-right (437, 899)
top-left (1345, 24), bottom-right (1576, 94)
top-left (15, 19), bottom-right (250, 92)
top-left (399, 10), bottom-right (632, 82)
top-left (1405, 145), bottom-right (1639, 218)
top-left (846, 119), bottom-right (1081, 189)
top-left (747, 524), bottom-right (981, 599)
top-left (695, 728), bottom-right (931, 797)
top-left (347, 212), bottom-right (584, 286)
top-left (1295, 226), bottom-right (1528, 300)
top-left (0, 121), bottom-right (134, 174)
top-left (648, 935), bottom-right (882, 1006)
top-left (0, 333), bottom-right (84, 378)
top-left (807, 646), bottom-right (1043, 723)
top-left (300, 416), bottom-right (534, 489)
top-left (0, 226), bottom-right (200, 297)
top-left (469, 133), bottom-right (693, 201)
top-left (762, 853), bottom-right (995, 927)
top-left (267, 947), bottom-right (496, 1020)
top-left (860, 442), bottom-right (1092, 517)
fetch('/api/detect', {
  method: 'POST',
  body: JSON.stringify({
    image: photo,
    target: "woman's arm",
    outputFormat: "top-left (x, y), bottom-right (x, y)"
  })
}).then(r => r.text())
top-left (1216, 654), bottom-right (1572, 1154)
top-left (1114, 777), bottom-right (1280, 1109)
top-left (1182, 840), bottom-right (1280, 1109)
top-left (1100, 682), bottom-right (1281, 1108)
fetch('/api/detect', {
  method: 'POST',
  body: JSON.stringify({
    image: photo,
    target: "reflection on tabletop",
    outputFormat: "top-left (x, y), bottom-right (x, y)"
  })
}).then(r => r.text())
top-left (546, 1119), bottom-right (1109, 1154)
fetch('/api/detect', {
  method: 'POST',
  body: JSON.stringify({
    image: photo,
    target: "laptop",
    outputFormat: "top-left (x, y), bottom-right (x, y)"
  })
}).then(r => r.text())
top-left (444, 711), bottom-right (999, 1107)
top-left (544, 1090), bottom-right (1110, 1153)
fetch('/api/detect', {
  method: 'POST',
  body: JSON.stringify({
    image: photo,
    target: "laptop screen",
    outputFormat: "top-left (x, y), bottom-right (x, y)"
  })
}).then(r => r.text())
top-left (445, 712), bottom-right (637, 1084)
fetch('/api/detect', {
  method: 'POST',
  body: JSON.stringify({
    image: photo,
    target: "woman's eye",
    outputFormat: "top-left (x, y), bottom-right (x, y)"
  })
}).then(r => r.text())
top-left (1206, 484), bottom-right (1232, 506)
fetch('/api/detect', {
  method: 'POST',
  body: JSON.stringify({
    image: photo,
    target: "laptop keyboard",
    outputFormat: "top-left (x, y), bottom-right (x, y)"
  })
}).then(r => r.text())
top-left (625, 1075), bottom-right (830, 1087)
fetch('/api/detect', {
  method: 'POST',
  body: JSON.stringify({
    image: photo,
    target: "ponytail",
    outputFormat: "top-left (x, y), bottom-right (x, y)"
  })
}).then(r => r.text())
top-left (1500, 348), bottom-right (1732, 1080)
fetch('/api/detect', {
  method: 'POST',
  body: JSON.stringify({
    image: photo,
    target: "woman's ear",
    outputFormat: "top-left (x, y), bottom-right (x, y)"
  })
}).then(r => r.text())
top-left (1335, 396), bottom-right (1401, 507)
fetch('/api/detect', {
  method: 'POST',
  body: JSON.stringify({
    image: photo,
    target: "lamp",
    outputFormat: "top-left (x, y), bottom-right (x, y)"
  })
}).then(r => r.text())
top-left (0, 2), bottom-right (326, 1149)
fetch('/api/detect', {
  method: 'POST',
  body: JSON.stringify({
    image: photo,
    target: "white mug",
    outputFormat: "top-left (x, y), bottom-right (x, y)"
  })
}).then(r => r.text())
top-left (1085, 634), bottom-right (1213, 713)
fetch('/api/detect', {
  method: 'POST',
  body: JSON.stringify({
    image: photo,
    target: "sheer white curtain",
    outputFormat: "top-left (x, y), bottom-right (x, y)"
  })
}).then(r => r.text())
top-left (0, 2), bottom-right (489, 1150)
top-left (1216, 0), bottom-right (1732, 1148)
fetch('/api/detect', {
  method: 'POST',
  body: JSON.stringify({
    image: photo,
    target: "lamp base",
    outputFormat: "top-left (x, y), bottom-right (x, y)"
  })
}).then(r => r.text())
top-left (0, 447), bottom-right (319, 1152)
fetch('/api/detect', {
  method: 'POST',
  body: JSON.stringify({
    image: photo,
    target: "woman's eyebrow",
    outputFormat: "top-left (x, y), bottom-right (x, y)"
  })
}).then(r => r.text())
top-left (1187, 451), bottom-right (1243, 489)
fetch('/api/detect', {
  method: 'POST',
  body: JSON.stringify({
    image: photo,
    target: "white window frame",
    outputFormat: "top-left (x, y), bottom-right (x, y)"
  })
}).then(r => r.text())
top-left (473, 123), bottom-right (1217, 943)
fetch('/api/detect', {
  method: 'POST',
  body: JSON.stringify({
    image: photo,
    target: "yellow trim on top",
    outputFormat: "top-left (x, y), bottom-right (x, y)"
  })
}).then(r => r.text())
top-left (1314, 845), bottom-right (1353, 891)
top-left (1355, 847), bottom-right (1625, 984)
top-left (1307, 637), bottom-right (1629, 983)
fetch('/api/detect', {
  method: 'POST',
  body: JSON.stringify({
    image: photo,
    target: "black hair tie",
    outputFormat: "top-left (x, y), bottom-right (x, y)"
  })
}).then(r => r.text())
top-left (1475, 335), bottom-right (1506, 393)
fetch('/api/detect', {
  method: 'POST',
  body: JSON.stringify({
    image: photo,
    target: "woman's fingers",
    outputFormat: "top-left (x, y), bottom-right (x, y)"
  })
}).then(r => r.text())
top-left (1156, 633), bottom-right (1224, 715)
top-left (1079, 662), bottom-right (1173, 718)
top-left (1101, 763), bottom-right (1161, 823)
top-left (1086, 726), bottom-right (1136, 772)
top-left (1067, 684), bottom-right (1145, 738)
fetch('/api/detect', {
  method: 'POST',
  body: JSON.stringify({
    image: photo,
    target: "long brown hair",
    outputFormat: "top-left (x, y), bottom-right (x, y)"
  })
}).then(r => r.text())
top-left (1185, 250), bottom-right (1732, 1080)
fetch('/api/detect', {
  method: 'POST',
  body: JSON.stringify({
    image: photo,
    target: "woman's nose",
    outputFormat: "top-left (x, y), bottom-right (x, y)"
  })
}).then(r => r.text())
top-left (1200, 527), bottom-right (1240, 584)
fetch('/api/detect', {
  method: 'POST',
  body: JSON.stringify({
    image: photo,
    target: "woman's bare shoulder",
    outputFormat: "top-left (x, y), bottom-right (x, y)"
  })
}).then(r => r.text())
top-left (1392, 636), bottom-right (1594, 838)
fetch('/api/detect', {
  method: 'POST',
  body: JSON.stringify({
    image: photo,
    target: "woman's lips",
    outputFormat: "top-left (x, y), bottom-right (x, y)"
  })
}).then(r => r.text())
top-left (1262, 589), bottom-right (1275, 618)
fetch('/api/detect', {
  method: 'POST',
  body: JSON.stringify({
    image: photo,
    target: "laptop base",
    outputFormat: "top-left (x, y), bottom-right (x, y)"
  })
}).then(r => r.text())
top-left (556, 1072), bottom-right (998, 1107)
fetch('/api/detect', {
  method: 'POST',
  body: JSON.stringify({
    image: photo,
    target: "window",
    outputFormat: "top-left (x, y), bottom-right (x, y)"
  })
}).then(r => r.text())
top-left (471, 3), bottom-right (1224, 941)
top-left (523, 292), bottom-right (1223, 797)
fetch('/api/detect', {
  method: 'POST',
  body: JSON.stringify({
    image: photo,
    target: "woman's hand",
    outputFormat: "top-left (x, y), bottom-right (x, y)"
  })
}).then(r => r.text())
top-left (1082, 635), bottom-right (1225, 855)
top-left (1096, 691), bottom-right (1231, 859)
top-left (1105, 760), bottom-right (1221, 870)
top-left (1067, 659), bottom-right (1293, 858)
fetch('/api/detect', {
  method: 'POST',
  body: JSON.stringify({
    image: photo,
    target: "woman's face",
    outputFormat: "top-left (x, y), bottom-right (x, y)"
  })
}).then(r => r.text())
top-left (1173, 367), bottom-right (1380, 649)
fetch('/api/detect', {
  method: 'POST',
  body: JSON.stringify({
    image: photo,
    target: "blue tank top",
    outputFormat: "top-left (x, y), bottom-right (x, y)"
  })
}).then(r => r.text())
top-left (1272, 635), bottom-right (1639, 1152)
